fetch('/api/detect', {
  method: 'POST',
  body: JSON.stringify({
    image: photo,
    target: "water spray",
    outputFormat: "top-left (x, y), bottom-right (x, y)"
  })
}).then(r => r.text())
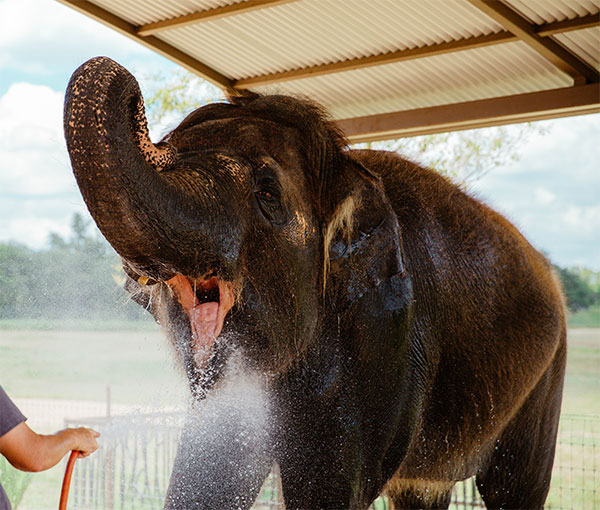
top-left (59, 450), bottom-right (81, 510)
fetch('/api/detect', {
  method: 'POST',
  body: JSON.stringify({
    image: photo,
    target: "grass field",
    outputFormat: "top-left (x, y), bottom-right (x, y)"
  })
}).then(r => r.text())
top-left (561, 328), bottom-right (600, 415)
top-left (2, 325), bottom-right (597, 412)
top-left (568, 304), bottom-right (600, 328)
top-left (0, 322), bottom-right (186, 406)
top-left (0, 325), bottom-right (598, 509)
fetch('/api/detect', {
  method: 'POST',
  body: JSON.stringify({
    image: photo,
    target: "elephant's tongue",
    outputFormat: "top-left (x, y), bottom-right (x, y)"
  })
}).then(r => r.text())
top-left (166, 274), bottom-right (235, 369)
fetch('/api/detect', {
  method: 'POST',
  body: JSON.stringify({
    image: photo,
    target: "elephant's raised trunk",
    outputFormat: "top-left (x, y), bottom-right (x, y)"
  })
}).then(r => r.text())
top-left (64, 57), bottom-right (239, 281)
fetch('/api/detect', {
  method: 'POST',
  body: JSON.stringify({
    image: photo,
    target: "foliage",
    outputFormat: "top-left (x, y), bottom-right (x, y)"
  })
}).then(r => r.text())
top-left (555, 265), bottom-right (600, 312)
top-left (0, 213), bottom-right (147, 322)
top-left (353, 123), bottom-right (548, 182)
top-left (144, 69), bottom-right (221, 132)
top-left (0, 456), bottom-right (32, 509)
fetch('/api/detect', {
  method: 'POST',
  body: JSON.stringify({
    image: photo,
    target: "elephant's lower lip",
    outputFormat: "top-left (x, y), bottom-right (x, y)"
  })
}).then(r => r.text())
top-left (166, 274), bottom-right (235, 369)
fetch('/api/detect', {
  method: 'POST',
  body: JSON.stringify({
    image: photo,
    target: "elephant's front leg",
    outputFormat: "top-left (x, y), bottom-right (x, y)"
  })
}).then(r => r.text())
top-left (274, 405), bottom-right (372, 510)
top-left (277, 448), bottom-right (355, 510)
top-left (276, 428), bottom-right (381, 510)
top-left (165, 396), bottom-right (273, 510)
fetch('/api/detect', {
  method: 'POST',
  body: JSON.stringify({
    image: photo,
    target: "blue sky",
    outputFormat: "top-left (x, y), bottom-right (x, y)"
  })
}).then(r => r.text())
top-left (1, 0), bottom-right (599, 269)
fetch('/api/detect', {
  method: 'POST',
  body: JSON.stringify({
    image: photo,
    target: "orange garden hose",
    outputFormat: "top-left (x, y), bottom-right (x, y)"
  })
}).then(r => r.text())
top-left (59, 450), bottom-right (81, 510)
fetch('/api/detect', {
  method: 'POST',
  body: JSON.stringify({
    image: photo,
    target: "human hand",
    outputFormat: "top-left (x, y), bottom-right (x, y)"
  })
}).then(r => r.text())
top-left (62, 427), bottom-right (100, 458)
top-left (0, 423), bottom-right (101, 472)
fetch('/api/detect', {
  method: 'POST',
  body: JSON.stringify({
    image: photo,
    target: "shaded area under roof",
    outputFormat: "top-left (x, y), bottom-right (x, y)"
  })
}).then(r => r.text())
top-left (57, 0), bottom-right (600, 141)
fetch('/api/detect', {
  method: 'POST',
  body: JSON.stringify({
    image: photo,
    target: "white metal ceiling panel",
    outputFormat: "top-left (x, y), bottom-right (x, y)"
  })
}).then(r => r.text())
top-left (251, 41), bottom-right (573, 119)
top-left (151, 0), bottom-right (505, 79)
top-left (504, 0), bottom-right (600, 24)
top-left (555, 26), bottom-right (600, 71)
top-left (92, 0), bottom-right (242, 26)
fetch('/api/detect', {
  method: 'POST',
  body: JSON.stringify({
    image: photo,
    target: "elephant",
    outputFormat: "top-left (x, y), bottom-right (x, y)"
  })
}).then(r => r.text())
top-left (64, 57), bottom-right (567, 510)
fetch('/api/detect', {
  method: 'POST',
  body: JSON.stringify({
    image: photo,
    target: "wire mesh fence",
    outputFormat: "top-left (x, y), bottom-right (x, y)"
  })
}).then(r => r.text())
top-left (58, 411), bottom-right (599, 510)
top-left (547, 415), bottom-right (600, 509)
top-left (65, 413), bottom-right (183, 510)
top-left (14, 398), bottom-right (599, 509)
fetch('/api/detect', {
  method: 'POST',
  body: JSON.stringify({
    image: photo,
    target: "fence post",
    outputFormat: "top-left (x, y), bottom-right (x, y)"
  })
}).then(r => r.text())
top-left (105, 384), bottom-right (114, 510)
top-left (106, 384), bottom-right (111, 419)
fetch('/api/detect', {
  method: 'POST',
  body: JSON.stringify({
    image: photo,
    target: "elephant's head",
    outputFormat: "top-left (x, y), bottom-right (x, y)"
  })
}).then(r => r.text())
top-left (64, 57), bottom-right (405, 397)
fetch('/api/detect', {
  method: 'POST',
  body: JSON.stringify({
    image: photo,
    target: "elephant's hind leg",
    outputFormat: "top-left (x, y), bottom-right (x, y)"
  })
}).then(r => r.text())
top-left (475, 341), bottom-right (566, 510)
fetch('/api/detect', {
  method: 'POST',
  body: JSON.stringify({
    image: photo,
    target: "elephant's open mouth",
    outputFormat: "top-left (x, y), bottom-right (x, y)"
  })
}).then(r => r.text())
top-left (167, 274), bottom-right (236, 370)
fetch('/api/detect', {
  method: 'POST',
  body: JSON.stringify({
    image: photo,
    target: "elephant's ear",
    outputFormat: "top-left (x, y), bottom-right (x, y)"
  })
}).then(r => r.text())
top-left (324, 157), bottom-right (407, 312)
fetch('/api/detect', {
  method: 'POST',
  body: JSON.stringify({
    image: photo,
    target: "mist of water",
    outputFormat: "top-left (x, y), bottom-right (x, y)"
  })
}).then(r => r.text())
top-left (164, 350), bottom-right (273, 509)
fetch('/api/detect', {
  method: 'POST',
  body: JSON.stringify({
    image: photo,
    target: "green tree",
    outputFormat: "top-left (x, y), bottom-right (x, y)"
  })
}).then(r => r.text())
top-left (355, 124), bottom-right (547, 182)
top-left (145, 70), bottom-right (221, 129)
top-left (0, 244), bottom-right (34, 318)
top-left (0, 213), bottom-right (148, 322)
top-left (555, 266), bottom-right (599, 312)
top-left (50, 212), bottom-right (111, 257)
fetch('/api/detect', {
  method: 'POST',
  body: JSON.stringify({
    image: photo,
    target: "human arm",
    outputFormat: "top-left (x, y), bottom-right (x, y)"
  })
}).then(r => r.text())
top-left (0, 422), bottom-right (100, 472)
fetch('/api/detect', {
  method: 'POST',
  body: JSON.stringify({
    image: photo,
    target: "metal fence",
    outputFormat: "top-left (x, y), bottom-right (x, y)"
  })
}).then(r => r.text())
top-left (547, 415), bottom-right (600, 509)
top-left (65, 413), bottom-right (183, 510)
top-left (59, 412), bottom-right (599, 510)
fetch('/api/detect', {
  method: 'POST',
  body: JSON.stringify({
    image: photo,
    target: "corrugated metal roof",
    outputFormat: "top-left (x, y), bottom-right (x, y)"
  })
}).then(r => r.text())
top-left (555, 26), bottom-right (600, 71)
top-left (56, 0), bottom-right (600, 140)
top-left (257, 41), bottom-right (573, 119)
top-left (159, 0), bottom-right (505, 79)
top-left (92, 0), bottom-right (241, 26)
top-left (505, 0), bottom-right (599, 25)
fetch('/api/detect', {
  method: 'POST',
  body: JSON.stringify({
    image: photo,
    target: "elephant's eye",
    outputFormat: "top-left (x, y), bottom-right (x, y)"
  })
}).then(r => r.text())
top-left (256, 189), bottom-right (275, 200)
top-left (255, 184), bottom-right (285, 224)
top-left (254, 169), bottom-right (286, 225)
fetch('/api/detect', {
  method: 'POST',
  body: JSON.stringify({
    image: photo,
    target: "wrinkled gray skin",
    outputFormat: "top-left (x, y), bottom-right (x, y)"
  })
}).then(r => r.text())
top-left (64, 57), bottom-right (566, 510)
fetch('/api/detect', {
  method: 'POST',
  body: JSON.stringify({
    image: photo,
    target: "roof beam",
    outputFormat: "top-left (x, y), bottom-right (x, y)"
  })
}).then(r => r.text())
top-left (234, 14), bottom-right (598, 89)
top-left (466, 0), bottom-right (599, 84)
top-left (137, 0), bottom-right (297, 37)
top-left (56, 0), bottom-right (235, 92)
top-left (235, 32), bottom-right (517, 88)
top-left (337, 84), bottom-right (600, 143)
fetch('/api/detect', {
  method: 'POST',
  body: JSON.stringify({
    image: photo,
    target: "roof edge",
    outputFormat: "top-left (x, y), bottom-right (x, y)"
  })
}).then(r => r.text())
top-left (338, 84), bottom-right (600, 142)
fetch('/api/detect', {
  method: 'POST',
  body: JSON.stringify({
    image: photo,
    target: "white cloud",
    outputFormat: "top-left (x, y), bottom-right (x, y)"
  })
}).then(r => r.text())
top-left (2, 215), bottom-right (70, 248)
top-left (0, 82), bottom-right (74, 195)
top-left (0, 0), bottom-right (149, 76)
top-left (533, 187), bottom-right (556, 206)
top-left (471, 113), bottom-right (600, 268)
top-left (0, 82), bottom-right (62, 137)
top-left (562, 204), bottom-right (600, 238)
top-left (0, 0), bottom-right (40, 47)
top-left (0, 79), bottom-right (87, 248)
top-left (490, 114), bottom-right (600, 181)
